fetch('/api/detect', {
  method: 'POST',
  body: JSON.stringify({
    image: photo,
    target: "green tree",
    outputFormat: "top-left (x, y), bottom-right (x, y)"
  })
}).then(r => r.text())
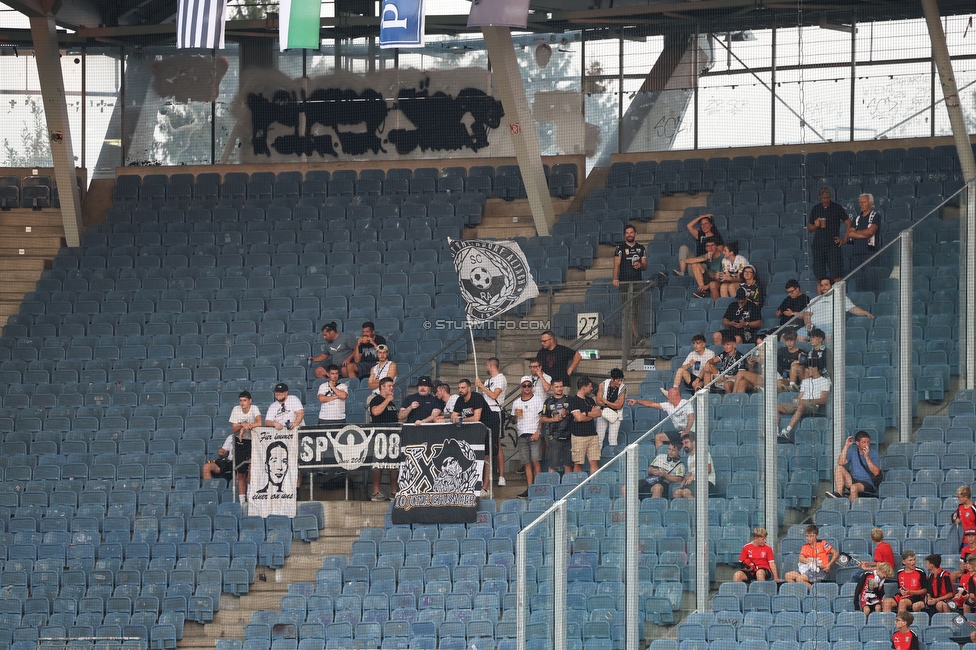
top-left (2, 96), bottom-right (53, 167)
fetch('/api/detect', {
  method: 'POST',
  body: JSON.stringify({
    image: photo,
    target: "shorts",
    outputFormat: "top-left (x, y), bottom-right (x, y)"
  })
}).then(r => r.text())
top-left (211, 457), bottom-right (233, 480)
top-left (683, 478), bottom-right (717, 497)
top-left (779, 401), bottom-right (821, 416)
top-left (353, 361), bottom-right (377, 377)
top-left (234, 438), bottom-right (251, 470)
top-left (512, 435), bottom-right (542, 465)
top-left (853, 479), bottom-right (878, 496)
top-left (571, 435), bottom-right (601, 465)
top-left (892, 593), bottom-right (923, 605)
top-left (798, 564), bottom-right (828, 582)
top-left (547, 435), bottom-right (572, 470)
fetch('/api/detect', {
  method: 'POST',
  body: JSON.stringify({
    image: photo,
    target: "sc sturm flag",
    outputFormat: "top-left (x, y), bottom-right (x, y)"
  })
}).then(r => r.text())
top-left (279, 0), bottom-right (321, 51)
top-left (449, 238), bottom-right (539, 325)
top-left (177, 0), bottom-right (228, 49)
top-left (379, 0), bottom-right (425, 49)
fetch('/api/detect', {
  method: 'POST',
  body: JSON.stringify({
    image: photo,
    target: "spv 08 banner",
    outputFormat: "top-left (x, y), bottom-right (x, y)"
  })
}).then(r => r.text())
top-left (248, 427), bottom-right (300, 518)
top-left (392, 423), bottom-right (486, 525)
top-left (379, 0), bottom-right (425, 49)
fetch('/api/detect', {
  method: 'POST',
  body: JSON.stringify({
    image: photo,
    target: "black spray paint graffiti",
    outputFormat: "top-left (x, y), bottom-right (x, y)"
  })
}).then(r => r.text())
top-left (245, 77), bottom-right (504, 158)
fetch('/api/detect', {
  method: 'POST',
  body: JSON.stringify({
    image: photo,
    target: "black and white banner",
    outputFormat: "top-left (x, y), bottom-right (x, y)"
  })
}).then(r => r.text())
top-left (176, 0), bottom-right (228, 49)
top-left (392, 423), bottom-right (486, 525)
top-left (298, 425), bottom-right (403, 469)
top-left (449, 239), bottom-right (539, 325)
top-left (248, 427), bottom-right (300, 518)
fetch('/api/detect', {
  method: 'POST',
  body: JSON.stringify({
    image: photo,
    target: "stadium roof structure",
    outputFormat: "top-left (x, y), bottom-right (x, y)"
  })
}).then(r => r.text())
top-left (1, 0), bottom-right (975, 47)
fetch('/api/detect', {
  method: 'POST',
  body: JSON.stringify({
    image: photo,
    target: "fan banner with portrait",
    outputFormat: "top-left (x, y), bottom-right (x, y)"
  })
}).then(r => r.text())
top-left (248, 427), bottom-right (300, 518)
top-left (449, 238), bottom-right (539, 325)
top-left (392, 423), bottom-right (487, 525)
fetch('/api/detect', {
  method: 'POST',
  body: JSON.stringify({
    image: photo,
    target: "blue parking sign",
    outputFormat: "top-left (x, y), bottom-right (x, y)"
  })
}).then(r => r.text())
top-left (379, 0), bottom-right (425, 49)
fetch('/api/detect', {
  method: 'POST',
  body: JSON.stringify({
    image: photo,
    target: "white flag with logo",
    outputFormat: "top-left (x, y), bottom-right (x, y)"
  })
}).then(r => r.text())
top-left (449, 238), bottom-right (538, 325)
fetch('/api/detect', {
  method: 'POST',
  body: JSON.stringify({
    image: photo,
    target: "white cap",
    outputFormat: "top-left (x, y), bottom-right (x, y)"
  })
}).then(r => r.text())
top-left (519, 376), bottom-right (533, 385)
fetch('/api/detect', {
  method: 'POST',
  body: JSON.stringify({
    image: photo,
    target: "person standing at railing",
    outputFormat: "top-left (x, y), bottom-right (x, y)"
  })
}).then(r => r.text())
top-left (843, 193), bottom-right (882, 273)
top-left (475, 358), bottom-right (508, 489)
top-left (511, 376), bottom-right (544, 497)
top-left (612, 224), bottom-right (647, 342)
top-left (594, 368), bottom-right (626, 447)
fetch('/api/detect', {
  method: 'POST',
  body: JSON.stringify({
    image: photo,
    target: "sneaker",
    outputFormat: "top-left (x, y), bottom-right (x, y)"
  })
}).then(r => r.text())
top-left (824, 490), bottom-right (842, 499)
top-left (672, 268), bottom-right (684, 276)
top-left (518, 490), bottom-right (529, 498)
top-left (481, 490), bottom-right (491, 498)
top-left (778, 428), bottom-right (791, 439)
top-left (692, 289), bottom-right (708, 299)
top-left (370, 492), bottom-right (386, 502)
top-left (788, 382), bottom-right (799, 392)
top-left (497, 476), bottom-right (507, 487)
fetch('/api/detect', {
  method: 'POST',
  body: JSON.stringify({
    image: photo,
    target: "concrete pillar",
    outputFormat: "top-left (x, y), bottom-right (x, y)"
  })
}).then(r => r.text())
top-left (30, 14), bottom-right (83, 246)
top-left (482, 26), bottom-right (554, 236)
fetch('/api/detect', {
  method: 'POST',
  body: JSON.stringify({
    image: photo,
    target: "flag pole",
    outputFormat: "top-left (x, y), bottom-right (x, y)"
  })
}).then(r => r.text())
top-left (468, 321), bottom-right (491, 499)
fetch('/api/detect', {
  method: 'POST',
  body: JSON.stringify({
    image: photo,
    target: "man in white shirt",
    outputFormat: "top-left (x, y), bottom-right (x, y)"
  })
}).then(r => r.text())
top-left (316, 364), bottom-right (348, 425)
top-left (673, 334), bottom-right (716, 392)
top-left (510, 376), bottom-right (544, 497)
top-left (778, 359), bottom-right (831, 441)
top-left (595, 368), bottom-right (626, 447)
top-left (799, 277), bottom-right (874, 340)
top-left (266, 382), bottom-right (305, 431)
top-left (527, 358), bottom-right (552, 401)
top-left (475, 358), bottom-right (508, 487)
top-left (629, 386), bottom-right (695, 450)
top-left (435, 382), bottom-right (459, 421)
top-left (228, 390), bottom-right (262, 502)
top-left (203, 434), bottom-right (235, 484)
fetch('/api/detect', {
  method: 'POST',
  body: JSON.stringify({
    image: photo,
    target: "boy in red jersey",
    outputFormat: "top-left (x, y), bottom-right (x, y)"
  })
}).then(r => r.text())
top-left (733, 527), bottom-right (780, 583)
top-left (955, 530), bottom-right (976, 581)
top-left (884, 550), bottom-right (927, 613)
top-left (860, 528), bottom-right (896, 571)
top-left (955, 486), bottom-right (976, 534)
top-left (922, 554), bottom-right (954, 614)
top-left (856, 562), bottom-right (893, 617)
top-left (891, 611), bottom-right (920, 650)
top-left (953, 555), bottom-right (976, 613)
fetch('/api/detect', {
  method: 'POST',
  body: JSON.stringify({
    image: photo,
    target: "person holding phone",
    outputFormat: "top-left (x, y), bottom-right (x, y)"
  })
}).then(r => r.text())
top-left (827, 430), bottom-right (881, 502)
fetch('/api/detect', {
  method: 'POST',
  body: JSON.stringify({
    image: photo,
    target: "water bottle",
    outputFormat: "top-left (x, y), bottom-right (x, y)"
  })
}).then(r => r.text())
top-left (285, 420), bottom-right (291, 429)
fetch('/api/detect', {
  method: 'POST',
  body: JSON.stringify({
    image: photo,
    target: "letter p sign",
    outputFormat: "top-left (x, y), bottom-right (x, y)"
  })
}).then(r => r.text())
top-left (379, 0), bottom-right (425, 49)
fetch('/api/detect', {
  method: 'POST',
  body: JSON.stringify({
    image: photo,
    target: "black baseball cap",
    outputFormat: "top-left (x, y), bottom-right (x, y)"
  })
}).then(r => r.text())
top-left (238, 390), bottom-right (252, 399)
top-left (417, 376), bottom-right (432, 387)
top-left (273, 382), bottom-right (288, 392)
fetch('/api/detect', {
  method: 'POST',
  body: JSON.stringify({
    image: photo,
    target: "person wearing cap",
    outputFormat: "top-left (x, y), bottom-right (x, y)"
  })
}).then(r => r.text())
top-left (777, 358), bottom-right (830, 442)
top-left (311, 322), bottom-right (358, 380)
top-left (827, 430), bottom-right (881, 503)
top-left (594, 368), bottom-right (626, 447)
top-left (368, 377), bottom-right (399, 501)
top-left (344, 321), bottom-right (388, 380)
top-left (266, 383), bottom-right (305, 431)
top-left (228, 390), bottom-right (262, 503)
top-left (775, 279), bottom-right (811, 330)
top-left (511, 376), bottom-right (545, 496)
top-left (713, 286), bottom-right (762, 345)
top-left (367, 344), bottom-right (397, 393)
top-left (883, 550), bottom-right (927, 613)
top-left (399, 376), bottom-right (443, 425)
top-left (317, 364), bottom-right (348, 426)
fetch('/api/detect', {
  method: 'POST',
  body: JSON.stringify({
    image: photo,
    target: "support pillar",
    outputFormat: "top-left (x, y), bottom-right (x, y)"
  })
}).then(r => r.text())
top-left (831, 282), bottom-right (847, 457)
top-left (30, 14), bottom-right (83, 246)
top-left (482, 26), bottom-right (554, 236)
top-left (898, 232), bottom-right (913, 442)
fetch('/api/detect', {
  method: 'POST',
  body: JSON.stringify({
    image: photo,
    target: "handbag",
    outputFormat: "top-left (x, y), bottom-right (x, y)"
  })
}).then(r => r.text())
top-left (856, 451), bottom-right (883, 487)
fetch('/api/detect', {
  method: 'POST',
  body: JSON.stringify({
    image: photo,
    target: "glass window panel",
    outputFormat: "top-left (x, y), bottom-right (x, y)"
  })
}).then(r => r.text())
top-left (774, 66), bottom-right (851, 145)
top-left (85, 47), bottom-right (122, 180)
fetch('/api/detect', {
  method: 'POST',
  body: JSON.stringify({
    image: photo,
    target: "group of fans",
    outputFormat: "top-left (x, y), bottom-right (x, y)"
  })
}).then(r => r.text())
top-left (726, 486), bottom-right (976, 650)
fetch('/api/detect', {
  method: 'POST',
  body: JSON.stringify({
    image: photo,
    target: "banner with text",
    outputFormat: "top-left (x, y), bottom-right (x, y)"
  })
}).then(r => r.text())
top-left (299, 424), bottom-right (404, 470)
top-left (392, 423), bottom-right (486, 525)
top-left (248, 427), bottom-right (300, 518)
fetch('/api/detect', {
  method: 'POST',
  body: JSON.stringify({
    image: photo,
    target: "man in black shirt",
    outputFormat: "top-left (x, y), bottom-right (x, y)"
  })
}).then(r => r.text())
top-left (398, 376), bottom-right (443, 425)
top-left (345, 321), bottom-right (388, 380)
top-left (568, 377), bottom-right (601, 474)
top-left (701, 336), bottom-right (744, 394)
top-left (776, 279), bottom-right (811, 330)
top-left (541, 380), bottom-right (573, 475)
top-left (538, 330), bottom-right (581, 386)
top-left (776, 329), bottom-right (807, 392)
top-left (807, 328), bottom-right (829, 378)
top-left (807, 186), bottom-right (847, 282)
top-left (451, 379), bottom-right (492, 496)
top-left (368, 377), bottom-right (398, 501)
top-left (713, 287), bottom-right (762, 345)
top-left (613, 224), bottom-right (647, 341)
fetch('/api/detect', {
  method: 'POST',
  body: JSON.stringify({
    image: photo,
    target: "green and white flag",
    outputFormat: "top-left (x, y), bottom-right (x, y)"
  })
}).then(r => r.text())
top-left (279, 0), bottom-right (321, 51)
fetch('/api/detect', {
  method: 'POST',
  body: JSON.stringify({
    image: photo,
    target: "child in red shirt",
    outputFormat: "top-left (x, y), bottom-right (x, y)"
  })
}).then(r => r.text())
top-left (954, 555), bottom-right (976, 613)
top-left (883, 550), bottom-right (927, 613)
top-left (955, 486), bottom-right (976, 535)
top-left (733, 527), bottom-right (780, 583)
top-left (891, 611), bottom-right (920, 650)
top-left (859, 527), bottom-right (895, 571)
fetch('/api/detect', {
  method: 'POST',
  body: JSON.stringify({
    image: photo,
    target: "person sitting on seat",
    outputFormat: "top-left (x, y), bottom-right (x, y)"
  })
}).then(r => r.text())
top-left (826, 430), bottom-right (881, 502)
top-left (891, 611), bottom-right (921, 650)
top-left (639, 440), bottom-right (685, 499)
top-left (733, 527), bottom-right (780, 583)
top-left (855, 562), bottom-right (893, 618)
top-left (203, 434), bottom-right (235, 485)
top-left (777, 358), bottom-right (829, 442)
top-left (784, 524), bottom-right (838, 589)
